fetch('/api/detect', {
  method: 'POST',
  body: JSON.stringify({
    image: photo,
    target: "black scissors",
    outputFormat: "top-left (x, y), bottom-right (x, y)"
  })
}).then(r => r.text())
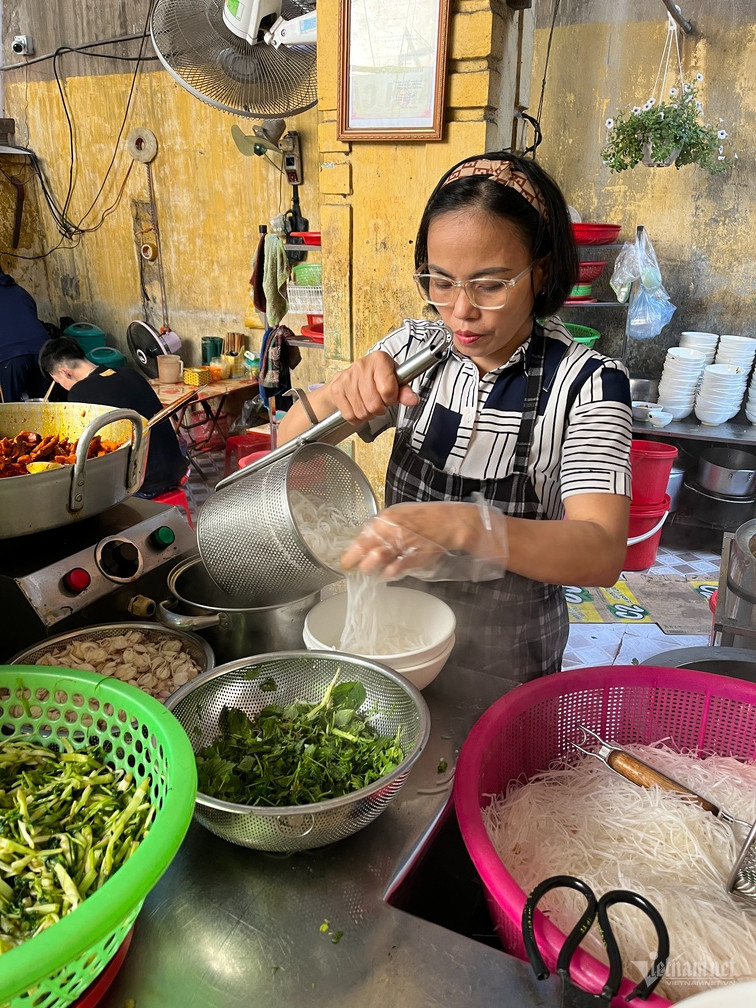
top-left (521, 875), bottom-right (669, 1007)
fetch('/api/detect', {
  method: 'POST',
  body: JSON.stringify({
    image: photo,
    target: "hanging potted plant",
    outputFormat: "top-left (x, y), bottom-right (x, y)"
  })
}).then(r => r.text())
top-left (600, 14), bottom-right (732, 175)
top-left (601, 78), bottom-right (729, 174)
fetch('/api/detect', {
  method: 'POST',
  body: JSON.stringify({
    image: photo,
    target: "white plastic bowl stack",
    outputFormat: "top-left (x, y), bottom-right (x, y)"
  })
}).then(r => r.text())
top-left (745, 370), bottom-right (756, 425)
top-left (714, 334), bottom-right (756, 371)
top-left (694, 362), bottom-right (749, 426)
top-left (657, 346), bottom-right (707, 420)
top-left (303, 586), bottom-right (457, 690)
top-left (679, 331), bottom-right (719, 366)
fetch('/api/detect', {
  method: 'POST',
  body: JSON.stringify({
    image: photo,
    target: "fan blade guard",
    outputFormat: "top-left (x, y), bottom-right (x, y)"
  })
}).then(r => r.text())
top-left (150, 0), bottom-right (317, 119)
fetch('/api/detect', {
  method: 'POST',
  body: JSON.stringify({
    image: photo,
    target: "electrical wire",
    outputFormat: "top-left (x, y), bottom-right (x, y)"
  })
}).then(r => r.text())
top-left (532, 0), bottom-right (562, 161)
top-left (2, 3), bottom-right (155, 259)
top-left (0, 33), bottom-right (156, 73)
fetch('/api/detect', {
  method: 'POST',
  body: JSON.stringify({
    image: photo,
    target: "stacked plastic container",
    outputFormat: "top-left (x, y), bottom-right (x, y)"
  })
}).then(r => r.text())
top-left (625, 440), bottom-right (678, 570)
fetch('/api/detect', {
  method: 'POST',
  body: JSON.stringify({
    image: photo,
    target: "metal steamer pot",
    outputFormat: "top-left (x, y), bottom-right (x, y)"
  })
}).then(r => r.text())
top-left (696, 446), bottom-right (756, 497)
top-left (0, 402), bottom-right (148, 538)
top-left (158, 555), bottom-right (320, 663)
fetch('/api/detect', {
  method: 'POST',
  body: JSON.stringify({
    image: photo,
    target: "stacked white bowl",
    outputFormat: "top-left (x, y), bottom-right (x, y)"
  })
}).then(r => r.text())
top-left (714, 334), bottom-right (756, 371)
top-left (679, 331), bottom-right (719, 366)
top-left (746, 373), bottom-right (756, 425)
top-left (657, 346), bottom-right (707, 420)
top-left (694, 362), bottom-right (749, 425)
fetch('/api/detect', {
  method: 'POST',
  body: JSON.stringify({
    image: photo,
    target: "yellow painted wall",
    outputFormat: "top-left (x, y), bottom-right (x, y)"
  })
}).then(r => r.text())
top-left (529, 10), bottom-right (754, 375)
top-left (0, 0), bottom-right (529, 497)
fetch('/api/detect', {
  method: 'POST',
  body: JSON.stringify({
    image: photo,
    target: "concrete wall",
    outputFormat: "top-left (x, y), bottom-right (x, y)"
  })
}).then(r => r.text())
top-left (530, 0), bottom-right (755, 378)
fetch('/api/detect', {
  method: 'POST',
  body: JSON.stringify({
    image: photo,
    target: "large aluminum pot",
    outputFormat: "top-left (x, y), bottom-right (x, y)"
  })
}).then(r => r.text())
top-left (158, 555), bottom-right (320, 663)
top-left (727, 518), bottom-right (756, 607)
top-left (697, 446), bottom-right (756, 497)
top-left (0, 402), bottom-right (148, 538)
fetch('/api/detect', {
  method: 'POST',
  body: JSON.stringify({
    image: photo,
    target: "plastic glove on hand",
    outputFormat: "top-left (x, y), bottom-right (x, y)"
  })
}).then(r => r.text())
top-left (340, 498), bottom-right (509, 582)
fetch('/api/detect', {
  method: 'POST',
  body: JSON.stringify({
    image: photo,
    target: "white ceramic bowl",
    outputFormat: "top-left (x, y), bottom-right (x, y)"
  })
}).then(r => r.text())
top-left (680, 330), bottom-right (718, 344)
top-left (667, 346), bottom-right (706, 363)
top-left (694, 404), bottom-right (732, 426)
top-left (303, 586), bottom-right (457, 689)
top-left (718, 333), bottom-right (754, 346)
top-left (631, 401), bottom-right (657, 421)
top-left (658, 400), bottom-right (694, 420)
top-left (648, 410), bottom-right (673, 428)
top-left (705, 363), bottom-right (746, 378)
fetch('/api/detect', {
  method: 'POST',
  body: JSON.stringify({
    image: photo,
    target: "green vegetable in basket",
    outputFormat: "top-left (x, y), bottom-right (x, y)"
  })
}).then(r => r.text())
top-left (0, 738), bottom-right (154, 953)
top-left (195, 671), bottom-right (404, 807)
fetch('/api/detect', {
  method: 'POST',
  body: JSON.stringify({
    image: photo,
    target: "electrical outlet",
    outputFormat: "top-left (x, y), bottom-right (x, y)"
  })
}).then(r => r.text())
top-left (12, 35), bottom-right (33, 56)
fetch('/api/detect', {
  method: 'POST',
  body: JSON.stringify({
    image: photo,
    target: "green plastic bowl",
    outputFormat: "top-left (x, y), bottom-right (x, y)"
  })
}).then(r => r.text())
top-left (0, 667), bottom-right (197, 1008)
top-left (564, 323), bottom-right (602, 349)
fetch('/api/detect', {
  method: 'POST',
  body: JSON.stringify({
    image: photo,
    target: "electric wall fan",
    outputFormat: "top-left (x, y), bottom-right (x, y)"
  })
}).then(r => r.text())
top-left (150, 0), bottom-right (317, 119)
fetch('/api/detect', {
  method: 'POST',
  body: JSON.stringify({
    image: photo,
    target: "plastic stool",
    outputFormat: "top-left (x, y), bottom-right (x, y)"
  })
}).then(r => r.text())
top-left (224, 432), bottom-right (272, 476)
top-left (238, 449), bottom-right (271, 469)
top-left (152, 487), bottom-right (193, 528)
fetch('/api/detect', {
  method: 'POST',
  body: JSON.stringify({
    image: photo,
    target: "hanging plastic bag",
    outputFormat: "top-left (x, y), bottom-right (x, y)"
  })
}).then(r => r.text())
top-left (610, 227), bottom-right (675, 339)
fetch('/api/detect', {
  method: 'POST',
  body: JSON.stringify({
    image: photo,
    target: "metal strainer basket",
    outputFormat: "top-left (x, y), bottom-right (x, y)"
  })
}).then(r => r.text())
top-left (197, 443), bottom-right (379, 603)
top-left (165, 650), bottom-right (431, 852)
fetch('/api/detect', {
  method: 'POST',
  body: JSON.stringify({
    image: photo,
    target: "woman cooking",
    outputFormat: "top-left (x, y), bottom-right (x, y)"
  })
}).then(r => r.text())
top-left (278, 151), bottom-right (632, 684)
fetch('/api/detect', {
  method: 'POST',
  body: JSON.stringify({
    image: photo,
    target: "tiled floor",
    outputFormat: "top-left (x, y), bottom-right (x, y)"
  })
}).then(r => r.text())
top-left (185, 445), bottom-right (724, 671)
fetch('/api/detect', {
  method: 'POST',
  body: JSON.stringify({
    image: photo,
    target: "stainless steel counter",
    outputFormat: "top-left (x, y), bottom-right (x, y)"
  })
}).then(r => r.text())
top-left (99, 666), bottom-right (560, 1008)
top-left (632, 410), bottom-right (755, 443)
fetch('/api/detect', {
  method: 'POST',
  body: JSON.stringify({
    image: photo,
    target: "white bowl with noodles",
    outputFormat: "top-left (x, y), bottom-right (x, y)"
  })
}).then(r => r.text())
top-left (303, 586), bottom-right (456, 689)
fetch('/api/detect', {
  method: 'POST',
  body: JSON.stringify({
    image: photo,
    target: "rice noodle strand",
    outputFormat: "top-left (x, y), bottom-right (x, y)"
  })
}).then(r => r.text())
top-left (483, 743), bottom-right (756, 1002)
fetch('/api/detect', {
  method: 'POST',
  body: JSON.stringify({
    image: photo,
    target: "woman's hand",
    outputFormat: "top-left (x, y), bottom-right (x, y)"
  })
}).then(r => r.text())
top-left (327, 351), bottom-right (419, 425)
top-left (341, 500), bottom-right (509, 582)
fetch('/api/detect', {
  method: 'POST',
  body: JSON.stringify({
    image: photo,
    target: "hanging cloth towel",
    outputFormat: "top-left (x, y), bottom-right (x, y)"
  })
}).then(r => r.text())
top-left (262, 234), bottom-right (290, 326)
top-left (250, 228), bottom-right (267, 314)
top-left (259, 324), bottom-right (301, 408)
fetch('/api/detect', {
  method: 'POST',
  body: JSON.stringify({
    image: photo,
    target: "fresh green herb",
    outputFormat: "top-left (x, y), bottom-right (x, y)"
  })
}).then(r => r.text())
top-left (195, 671), bottom-right (403, 807)
top-left (437, 759), bottom-right (448, 774)
top-left (319, 919), bottom-right (330, 933)
top-left (0, 739), bottom-right (153, 954)
top-left (330, 930), bottom-right (344, 944)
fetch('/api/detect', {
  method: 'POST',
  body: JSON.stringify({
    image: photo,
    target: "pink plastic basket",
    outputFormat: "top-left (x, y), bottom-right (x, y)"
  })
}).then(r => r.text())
top-left (453, 665), bottom-right (756, 1008)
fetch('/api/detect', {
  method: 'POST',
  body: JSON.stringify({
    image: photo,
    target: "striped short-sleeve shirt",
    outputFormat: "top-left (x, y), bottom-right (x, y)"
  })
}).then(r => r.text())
top-left (361, 317), bottom-right (633, 519)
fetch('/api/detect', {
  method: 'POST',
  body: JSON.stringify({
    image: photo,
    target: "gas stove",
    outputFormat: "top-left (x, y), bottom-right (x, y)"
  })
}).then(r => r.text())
top-left (1, 497), bottom-right (197, 660)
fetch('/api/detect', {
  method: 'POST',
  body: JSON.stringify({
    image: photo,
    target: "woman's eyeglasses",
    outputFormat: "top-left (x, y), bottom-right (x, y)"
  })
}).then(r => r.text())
top-left (413, 263), bottom-right (533, 310)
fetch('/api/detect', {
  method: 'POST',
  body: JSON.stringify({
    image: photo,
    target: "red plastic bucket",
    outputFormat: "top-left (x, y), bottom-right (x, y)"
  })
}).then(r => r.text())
top-left (630, 440), bottom-right (678, 506)
top-left (624, 494), bottom-right (670, 570)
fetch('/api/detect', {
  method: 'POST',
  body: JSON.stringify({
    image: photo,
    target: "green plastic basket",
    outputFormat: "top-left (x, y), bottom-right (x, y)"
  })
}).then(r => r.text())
top-left (292, 262), bottom-right (322, 286)
top-left (564, 322), bottom-right (602, 348)
top-left (0, 667), bottom-right (197, 1008)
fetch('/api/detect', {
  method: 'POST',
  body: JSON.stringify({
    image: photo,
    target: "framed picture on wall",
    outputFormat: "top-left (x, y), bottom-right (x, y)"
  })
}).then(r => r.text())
top-left (338, 0), bottom-right (451, 141)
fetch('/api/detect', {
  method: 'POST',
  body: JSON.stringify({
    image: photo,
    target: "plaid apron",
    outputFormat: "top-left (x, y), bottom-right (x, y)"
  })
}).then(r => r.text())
top-left (385, 324), bottom-right (568, 682)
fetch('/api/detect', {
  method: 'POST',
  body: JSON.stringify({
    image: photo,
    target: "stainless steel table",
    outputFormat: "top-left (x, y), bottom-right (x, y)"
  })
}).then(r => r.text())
top-left (100, 666), bottom-right (560, 1008)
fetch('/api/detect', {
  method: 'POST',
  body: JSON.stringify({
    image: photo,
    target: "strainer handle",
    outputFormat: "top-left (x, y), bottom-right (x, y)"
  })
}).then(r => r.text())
top-left (216, 323), bottom-right (452, 489)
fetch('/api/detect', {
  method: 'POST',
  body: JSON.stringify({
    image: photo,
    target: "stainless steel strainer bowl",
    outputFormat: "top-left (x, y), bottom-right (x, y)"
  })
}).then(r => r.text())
top-left (165, 650), bottom-right (431, 852)
top-left (196, 443), bottom-right (379, 604)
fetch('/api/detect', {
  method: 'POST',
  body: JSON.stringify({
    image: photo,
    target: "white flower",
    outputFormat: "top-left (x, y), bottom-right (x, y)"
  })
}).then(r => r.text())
top-left (718, 129), bottom-right (728, 139)
top-left (643, 100), bottom-right (654, 111)
top-left (632, 106), bottom-right (642, 115)
top-left (718, 146), bottom-right (725, 154)
top-left (683, 82), bottom-right (692, 93)
top-left (695, 101), bottom-right (703, 112)
top-left (695, 72), bottom-right (704, 82)
top-left (605, 118), bottom-right (614, 129)
top-left (718, 155), bottom-right (726, 161)
top-left (669, 87), bottom-right (678, 97)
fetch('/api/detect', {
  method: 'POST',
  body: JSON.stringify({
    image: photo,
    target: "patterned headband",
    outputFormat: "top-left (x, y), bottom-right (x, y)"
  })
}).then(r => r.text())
top-left (441, 157), bottom-right (549, 222)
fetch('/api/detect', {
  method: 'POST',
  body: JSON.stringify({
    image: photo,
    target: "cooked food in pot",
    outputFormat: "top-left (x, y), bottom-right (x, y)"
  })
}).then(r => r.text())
top-left (0, 429), bottom-right (124, 477)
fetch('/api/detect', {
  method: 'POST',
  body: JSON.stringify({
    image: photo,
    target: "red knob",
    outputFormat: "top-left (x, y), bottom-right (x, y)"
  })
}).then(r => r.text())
top-left (63, 567), bottom-right (91, 593)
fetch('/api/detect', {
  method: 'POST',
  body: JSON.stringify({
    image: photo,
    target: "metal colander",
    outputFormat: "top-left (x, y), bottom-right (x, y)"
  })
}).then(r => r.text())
top-left (197, 443), bottom-right (379, 603)
top-left (165, 650), bottom-right (431, 852)
top-left (9, 622), bottom-right (214, 700)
